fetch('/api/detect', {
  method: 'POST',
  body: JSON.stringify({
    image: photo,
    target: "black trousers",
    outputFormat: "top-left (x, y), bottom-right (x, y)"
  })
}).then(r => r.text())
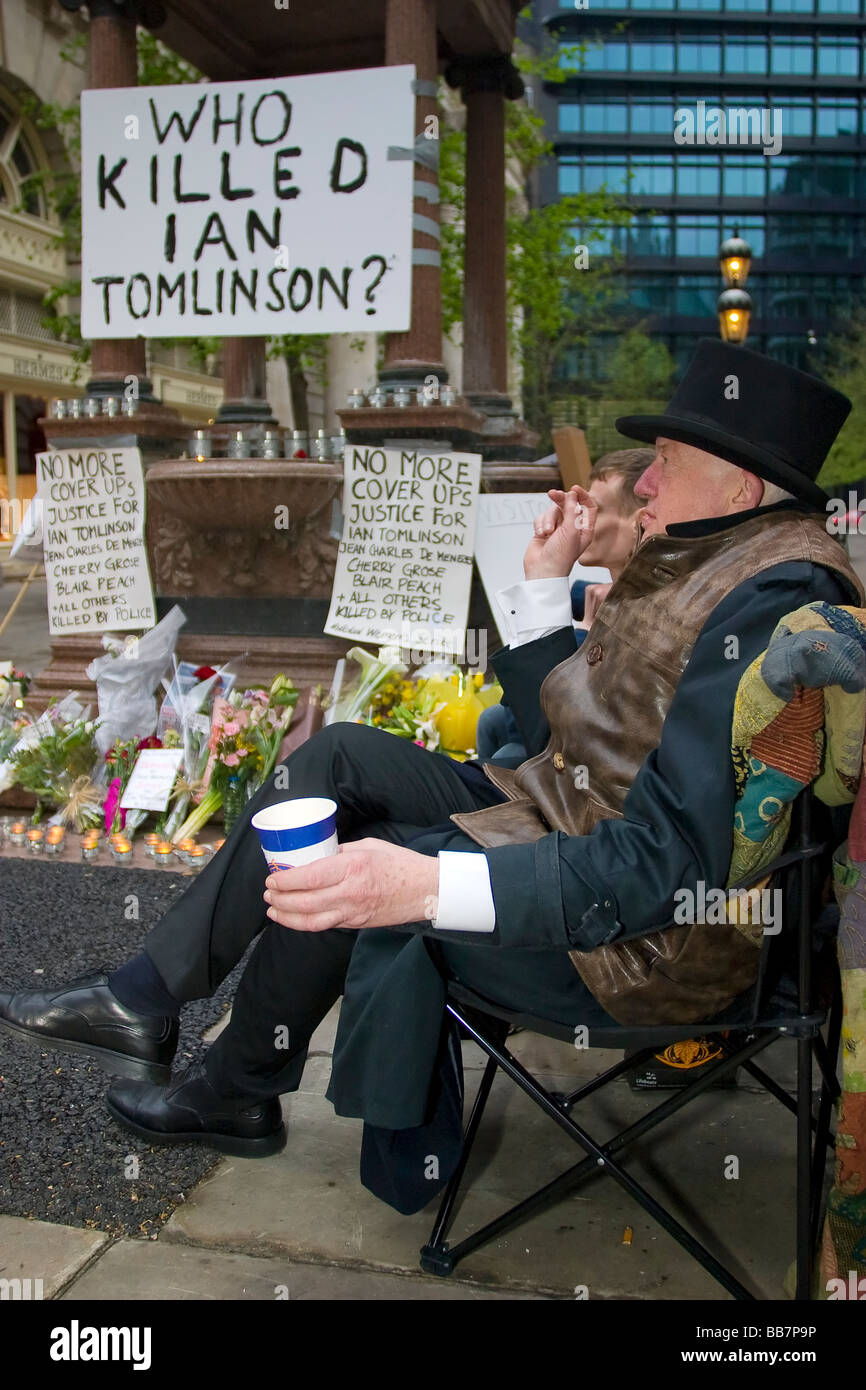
top-left (145, 723), bottom-right (608, 1099)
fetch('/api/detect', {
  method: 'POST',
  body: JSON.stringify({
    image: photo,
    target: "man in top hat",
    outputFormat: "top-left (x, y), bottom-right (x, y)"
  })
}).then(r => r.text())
top-left (1, 341), bottom-right (863, 1179)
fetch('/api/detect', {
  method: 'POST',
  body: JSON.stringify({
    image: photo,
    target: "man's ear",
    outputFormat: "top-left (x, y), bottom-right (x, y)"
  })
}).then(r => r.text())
top-left (733, 468), bottom-right (764, 510)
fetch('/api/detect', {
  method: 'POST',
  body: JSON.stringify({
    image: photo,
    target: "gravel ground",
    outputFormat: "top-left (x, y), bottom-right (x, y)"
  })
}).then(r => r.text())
top-left (0, 859), bottom-right (251, 1238)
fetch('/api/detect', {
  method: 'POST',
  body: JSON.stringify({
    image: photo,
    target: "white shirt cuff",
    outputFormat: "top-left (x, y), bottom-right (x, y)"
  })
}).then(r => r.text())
top-left (496, 577), bottom-right (573, 648)
top-left (432, 851), bottom-right (496, 932)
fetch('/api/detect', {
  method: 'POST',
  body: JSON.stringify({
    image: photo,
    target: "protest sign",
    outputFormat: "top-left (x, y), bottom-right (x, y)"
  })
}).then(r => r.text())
top-left (36, 446), bottom-right (156, 635)
top-left (80, 66), bottom-right (415, 339)
top-left (325, 445), bottom-right (481, 655)
top-left (474, 493), bottom-right (610, 644)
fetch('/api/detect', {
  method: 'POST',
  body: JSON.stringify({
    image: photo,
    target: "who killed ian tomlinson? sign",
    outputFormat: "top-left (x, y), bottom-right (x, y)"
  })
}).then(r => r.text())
top-left (80, 66), bottom-right (415, 339)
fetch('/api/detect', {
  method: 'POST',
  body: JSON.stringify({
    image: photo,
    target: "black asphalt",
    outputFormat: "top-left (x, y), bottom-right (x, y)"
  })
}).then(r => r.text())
top-left (0, 859), bottom-right (252, 1237)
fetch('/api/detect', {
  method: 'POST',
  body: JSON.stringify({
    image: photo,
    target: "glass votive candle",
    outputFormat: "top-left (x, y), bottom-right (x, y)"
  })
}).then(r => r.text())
top-left (346, 388), bottom-right (366, 409)
top-left (440, 385), bottom-right (457, 407)
top-left (188, 845), bottom-right (208, 871)
top-left (226, 431), bottom-right (247, 459)
top-left (313, 428), bottom-right (329, 461)
top-left (392, 385), bottom-right (411, 408)
top-left (27, 827), bottom-right (45, 853)
top-left (45, 826), bottom-right (66, 854)
top-left (190, 429), bottom-right (211, 461)
top-left (144, 832), bottom-right (160, 858)
top-left (155, 840), bottom-right (174, 867)
top-left (84, 397), bottom-right (100, 418)
top-left (81, 835), bottom-right (100, 861)
top-left (67, 398), bottom-right (82, 419)
top-left (176, 837), bottom-right (196, 864)
top-left (261, 430), bottom-right (282, 459)
top-left (122, 397), bottom-right (138, 416)
top-left (368, 385), bottom-right (388, 408)
top-left (329, 429), bottom-right (347, 461)
top-left (9, 820), bottom-right (28, 847)
top-left (290, 429), bottom-right (308, 458)
top-left (49, 398), bottom-right (67, 419)
top-left (111, 838), bottom-right (133, 863)
top-left (103, 396), bottom-right (120, 417)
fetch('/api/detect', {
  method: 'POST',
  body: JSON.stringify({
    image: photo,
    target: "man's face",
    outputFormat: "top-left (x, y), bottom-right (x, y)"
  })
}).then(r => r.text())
top-left (580, 474), bottom-right (638, 571)
top-left (634, 437), bottom-right (758, 537)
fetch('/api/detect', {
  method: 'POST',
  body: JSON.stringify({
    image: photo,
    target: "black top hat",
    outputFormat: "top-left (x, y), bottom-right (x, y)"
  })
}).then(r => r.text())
top-left (616, 339), bottom-right (851, 509)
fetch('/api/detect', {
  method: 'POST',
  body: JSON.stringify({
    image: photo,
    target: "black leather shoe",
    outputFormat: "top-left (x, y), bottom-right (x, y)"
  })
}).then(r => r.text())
top-left (106, 1063), bottom-right (287, 1158)
top-left (0, 972), bottom-right (178, 1084)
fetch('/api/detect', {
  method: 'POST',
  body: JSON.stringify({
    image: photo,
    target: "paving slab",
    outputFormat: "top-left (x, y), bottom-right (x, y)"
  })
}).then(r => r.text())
top-left (0, 1215), bottom-right (108, 1297)
top-left (161, 1061), bottom-right (803, 1300)
top-left (63, 1237), bottom-right (544, 1300)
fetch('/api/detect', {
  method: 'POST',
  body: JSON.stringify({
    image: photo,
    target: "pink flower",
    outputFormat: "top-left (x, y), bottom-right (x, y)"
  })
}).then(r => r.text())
top-left (104, 776), bottom-right (126, 833)
top-left (223, 752), bottom-right (241, 767)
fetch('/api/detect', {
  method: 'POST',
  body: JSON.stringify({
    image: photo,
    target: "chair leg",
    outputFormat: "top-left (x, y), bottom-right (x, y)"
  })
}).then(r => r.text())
top-left (810, 986), bottom-right (843, 1251)
top-left (795, 1033), bottom-right (813, 1300)
top-left (420, 1053), bottom-right (499, 1275)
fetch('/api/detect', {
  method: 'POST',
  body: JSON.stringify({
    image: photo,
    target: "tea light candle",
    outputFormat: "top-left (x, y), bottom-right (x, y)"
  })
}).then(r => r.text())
top-left (213, 838), bottom-right (226, 854)
top-left (188, 846), bottom-right (208, 870)
top-left (81, 838), bottom-right (99, 860)
top-left (155, 841), bottom-right (174, 866)
top-left (45, 826), bottom-right (66, 854)
top-left (144, 833), bottom-right (160, 858)
top-left (111, 838), bottom-right (133, 863)
top-left (27, 827), bottom-right (45, 853)
top-left (9, 821), bottom-right (27, 846)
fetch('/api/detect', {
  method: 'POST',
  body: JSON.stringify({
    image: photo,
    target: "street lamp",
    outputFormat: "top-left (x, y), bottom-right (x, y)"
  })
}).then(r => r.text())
top-left (717, 229), bottom-right (753, 345)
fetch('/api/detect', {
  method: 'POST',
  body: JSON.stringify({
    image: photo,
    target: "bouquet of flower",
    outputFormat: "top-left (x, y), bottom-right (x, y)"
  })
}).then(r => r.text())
top-left (0, 661), bottom-right (30, 708)
top-left (324, 646), bottom-right (408, 726)
top-left (9, 715), bottom-right (104, 830)
top-left (103, 734), bottom-right (165, 836)
top-left (157, 663), bottom-right (232, 844)
top-left (168, 675), bottom-right (298, 840)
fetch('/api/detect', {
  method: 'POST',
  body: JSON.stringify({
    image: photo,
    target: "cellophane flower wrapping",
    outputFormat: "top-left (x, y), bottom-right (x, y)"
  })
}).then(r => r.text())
top-left (85, 606), bottom-right (186, 756)
top-left (8, 710), bottom-right (104, 830)
top-left (168, 676), bottom-right (299, 841)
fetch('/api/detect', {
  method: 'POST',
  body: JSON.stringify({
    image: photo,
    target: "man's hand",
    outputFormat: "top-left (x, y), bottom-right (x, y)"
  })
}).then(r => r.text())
top-left (524, 485), bottom-right (598, 581)
top-left (263, 839), bottom-right (440, 933)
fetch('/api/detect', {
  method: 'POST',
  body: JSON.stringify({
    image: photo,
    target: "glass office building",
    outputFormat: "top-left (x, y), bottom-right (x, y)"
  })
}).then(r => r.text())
top-left (534, 0), bottom-right (866, 385)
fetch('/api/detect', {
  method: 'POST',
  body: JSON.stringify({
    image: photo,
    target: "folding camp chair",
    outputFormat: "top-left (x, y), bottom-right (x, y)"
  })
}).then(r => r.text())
top-left (418, 787), bottom-right (845, 1301)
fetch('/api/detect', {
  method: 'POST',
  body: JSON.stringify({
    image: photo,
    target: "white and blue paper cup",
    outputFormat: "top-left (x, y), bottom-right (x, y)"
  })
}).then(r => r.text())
top-left (251, 797), bottom-right (338, 872)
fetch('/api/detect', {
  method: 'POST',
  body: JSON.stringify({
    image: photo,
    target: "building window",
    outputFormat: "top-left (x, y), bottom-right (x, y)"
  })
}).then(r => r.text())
top-left (631, 100), bottom-right (676, 134)
top-left (817, 0), bottom-right (858, 11)
top-left (735, 216), bottom-right (766, 256)
top-left (629, 214), bottom-right (673, 256)
top-left (767, 155), bottom-right (812, 194)
top-left (817, 37), bottom-right (860, 75)
top-left (576, 41), bottom-right (630, 72)
top-left (676, 155), bottom-right (721, 195)
top-left (816, 100), bottom-right (858, 136)
top-left (813, 156), bottom-right (856, 196)
top-left (582, 156), bottom-right (630, 192)
top-left (771, 0), bottom-right (814, 10)
top-left (628, 274), bottom-right (672, 313)
top-left (722, 156), bottom-right (767, 196)
top-left (583, 102), bottom-right (629, 133)
top-left (724, 36), bottom-right (768, 72)
top-left (629, 154), bottom-right (675, 195)
top-left (558, 158), bottom-right (581, 195)
top-left (559, 104), bottom-right (581, 133)
top-left (576, 223), bottom-right (629, 257)
top-left (675, 216), bottom-right (722, 255)
top-left (770, 36), bottom-right (814, 74)
top-left (0, 107), bottom-right (46, 219)
top-left (776, 99), bottom-right (814, 138)
top-left (631, 40), bottom-right (676, 71)
top-left (678, 37), bottom-right (723, 71)
top-left (675, 275), bottom-right (720, 316)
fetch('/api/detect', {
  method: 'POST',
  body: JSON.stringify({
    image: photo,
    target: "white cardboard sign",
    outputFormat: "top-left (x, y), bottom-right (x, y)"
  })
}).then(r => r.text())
top-left (36, 446), bottom-right (156, 635)
top-left (80, 66), bottom-right (415, 339)
top-left (474, 493), bottom-right (611, 643)
top-left (120, 747), bottom-right (184, 812)
top-left (325, 445), bottom-right (482, 654)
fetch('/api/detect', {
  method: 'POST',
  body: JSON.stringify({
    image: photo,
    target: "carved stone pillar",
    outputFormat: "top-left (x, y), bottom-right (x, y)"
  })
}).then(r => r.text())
top-left (446, 54), bottom-right (523, 417)
top-left (380, 0), bottom-right (445, 389)
top-left (66, 0), bottom-right (161, 402)
top-left (214, 338), bottom-right (277, 426)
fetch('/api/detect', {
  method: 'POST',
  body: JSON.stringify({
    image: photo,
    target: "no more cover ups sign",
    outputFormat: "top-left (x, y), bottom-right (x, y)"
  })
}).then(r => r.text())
top-left (81, 66), bottom-right (415, 339)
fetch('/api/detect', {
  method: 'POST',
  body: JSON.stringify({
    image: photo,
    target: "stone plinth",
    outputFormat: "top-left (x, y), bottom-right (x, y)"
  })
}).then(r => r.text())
top-left (338, 403), bottom-right (538, 462)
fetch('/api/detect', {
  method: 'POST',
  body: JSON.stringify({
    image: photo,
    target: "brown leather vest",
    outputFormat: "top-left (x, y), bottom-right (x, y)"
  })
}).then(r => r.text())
top-left (452, 510), bottom-right (865, 1024)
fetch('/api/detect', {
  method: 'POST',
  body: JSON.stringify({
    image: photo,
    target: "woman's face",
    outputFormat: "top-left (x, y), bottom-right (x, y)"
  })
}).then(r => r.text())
top-left (579, 474), bottom-right (639, 571)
